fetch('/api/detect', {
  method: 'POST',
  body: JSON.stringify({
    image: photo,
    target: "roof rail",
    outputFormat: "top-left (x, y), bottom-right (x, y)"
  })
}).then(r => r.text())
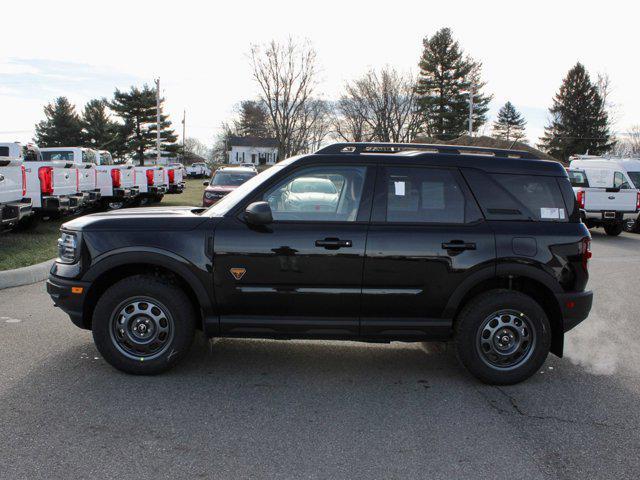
top-left (315, 142), bottom-right (539, 159)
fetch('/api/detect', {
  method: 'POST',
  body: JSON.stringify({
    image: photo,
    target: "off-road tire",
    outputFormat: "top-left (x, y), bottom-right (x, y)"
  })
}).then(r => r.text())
top-left (454, 289), bottom-right (551, 385)
top-left (92, 275), bottom-right (196, 375)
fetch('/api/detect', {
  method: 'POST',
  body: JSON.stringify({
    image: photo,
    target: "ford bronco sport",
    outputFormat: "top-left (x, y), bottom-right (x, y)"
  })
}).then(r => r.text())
top-left (47, 143), bottom-right (593, 384)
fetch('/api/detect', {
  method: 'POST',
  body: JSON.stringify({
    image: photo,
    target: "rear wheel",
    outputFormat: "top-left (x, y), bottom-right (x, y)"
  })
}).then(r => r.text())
top-left (604, 223), bottom-right (623, 236)
top-left (454, 289), bottom-right (551, 385)
top-left (92, 275), bottom-right (196, 375)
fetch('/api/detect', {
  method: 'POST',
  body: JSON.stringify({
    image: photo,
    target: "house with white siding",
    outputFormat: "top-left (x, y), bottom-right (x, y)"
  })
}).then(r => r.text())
top-left (228, 136), bottom-right (278, 165)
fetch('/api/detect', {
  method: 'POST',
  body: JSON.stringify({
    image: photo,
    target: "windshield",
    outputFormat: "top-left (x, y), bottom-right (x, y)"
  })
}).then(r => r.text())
top-left (626, 171), bottom-right (640, 189)
top-left (212, 171), bottom-right (256, 186)
top-left (568, 170), bottom-right (589, 188)
top-left (290, 177), bottom-right (337, 194)
top-left (206, 165), bottom-right (285, 216)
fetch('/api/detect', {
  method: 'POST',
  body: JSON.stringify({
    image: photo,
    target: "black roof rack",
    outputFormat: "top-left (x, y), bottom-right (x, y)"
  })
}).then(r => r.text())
top-left (315, 142), bottom-right (539, 160)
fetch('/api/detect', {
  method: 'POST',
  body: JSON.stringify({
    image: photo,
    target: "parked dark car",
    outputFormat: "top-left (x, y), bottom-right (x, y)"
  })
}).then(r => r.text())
top-left (47, 143), bottom-right (593, 384)
top-left (202, 167), bottom-right (257, 207)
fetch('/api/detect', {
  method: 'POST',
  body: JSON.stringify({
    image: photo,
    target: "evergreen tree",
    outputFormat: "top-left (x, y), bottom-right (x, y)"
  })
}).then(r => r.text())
top-left (110, 85), bottom-right (179, 165)
top-left (415, 28), bottom-right (491, 140)
top-left (34, 97), bottom-right (83, 147)
top-left (539, 63), bottom-right (613, 160)
top-left (80, 99), bottom-right (119, 149)
top-left (492, 101), bottom-right (527, 142)
top-left (235, 100), bottom-right (272, 137)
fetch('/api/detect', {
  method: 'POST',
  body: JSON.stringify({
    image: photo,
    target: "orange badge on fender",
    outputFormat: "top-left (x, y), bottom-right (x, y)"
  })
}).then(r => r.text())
top-left (230, 268), bottom-right (246, 280)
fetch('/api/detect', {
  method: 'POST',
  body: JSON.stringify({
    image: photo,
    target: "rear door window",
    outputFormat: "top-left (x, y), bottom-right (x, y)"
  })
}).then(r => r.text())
top-left (0, 147), bottom-right (9, 157)
top-left (382, 167), bottom-right (476, 224)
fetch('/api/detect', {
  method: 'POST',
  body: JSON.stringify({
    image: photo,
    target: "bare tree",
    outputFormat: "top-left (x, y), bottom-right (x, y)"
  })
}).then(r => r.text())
top-left (613, 125), bottom-right (640, 156)
top-left (333, 67), bottom-right (421, 143)
top-left (250, 38), bottom-right (326, 157)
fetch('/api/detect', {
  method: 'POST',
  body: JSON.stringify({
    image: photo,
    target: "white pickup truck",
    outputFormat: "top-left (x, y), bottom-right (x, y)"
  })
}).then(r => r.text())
top-left (133, 165), bottom-right (168, 204)
top-left (567, 163), bottom-right (640, 236)
top-left (0, 143), bottom-right (33, 229)
top-left (94, 151), bottom-right (138, 209)
top-left (186, 162), bottom-right (211, 178)
top-left (12, 143), bottom-right (78, 215)
top-left (165, 164), bottom-right (185, 194)
top-left (41, 147), bottom-right (103, 209)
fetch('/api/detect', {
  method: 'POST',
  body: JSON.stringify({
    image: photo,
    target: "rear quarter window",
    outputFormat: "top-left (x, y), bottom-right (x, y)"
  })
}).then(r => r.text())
top-left (462, 168), bottom-right (572, 222)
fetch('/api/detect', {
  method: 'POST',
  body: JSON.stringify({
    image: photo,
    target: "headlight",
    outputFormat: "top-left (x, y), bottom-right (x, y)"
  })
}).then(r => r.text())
top-left (57, 231), bottom-right (79, 264)
top-left (204, 191), bottom-right (215, 200)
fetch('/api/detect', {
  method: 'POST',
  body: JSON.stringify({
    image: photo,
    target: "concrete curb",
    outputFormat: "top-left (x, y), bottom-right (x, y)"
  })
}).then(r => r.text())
top-left (0, 259), bottom-right (55, 290)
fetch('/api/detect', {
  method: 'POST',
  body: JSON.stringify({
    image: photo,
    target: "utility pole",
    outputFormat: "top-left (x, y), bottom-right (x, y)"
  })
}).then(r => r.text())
top-left (468, 88), bottom-right (474, 137)
top-left (182, 109), bottom-right (186, 160)
top-left (154, 77), bottom-right (161, 165)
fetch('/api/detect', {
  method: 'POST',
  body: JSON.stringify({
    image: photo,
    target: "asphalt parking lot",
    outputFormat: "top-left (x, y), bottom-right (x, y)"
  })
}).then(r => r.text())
top-left (1, 230), bottom-right (639, 480)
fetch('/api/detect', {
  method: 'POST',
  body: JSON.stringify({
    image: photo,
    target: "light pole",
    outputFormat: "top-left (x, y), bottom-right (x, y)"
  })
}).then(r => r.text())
top-left (154, 78), bottom-right (161, 165)
top-left (468, 88), bottom-right (474, 137)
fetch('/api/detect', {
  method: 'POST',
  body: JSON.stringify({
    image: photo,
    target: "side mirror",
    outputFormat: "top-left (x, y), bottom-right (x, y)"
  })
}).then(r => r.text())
top-left (203, 181), bottom-right (209, 186)
top-left (244, 201), bottom-right (273, 225)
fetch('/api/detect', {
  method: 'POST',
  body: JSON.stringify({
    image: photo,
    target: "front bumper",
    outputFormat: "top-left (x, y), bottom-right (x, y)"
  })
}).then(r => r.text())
top-left (555, 290), bottom-right (593, 332)
top-left (47, 272), bottom-right (91, 330)
top-left (1, 199), bottom-right (32, 226)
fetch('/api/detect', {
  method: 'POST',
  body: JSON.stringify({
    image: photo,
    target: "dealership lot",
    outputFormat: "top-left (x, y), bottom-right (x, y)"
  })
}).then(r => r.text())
top-left (0, 231), bottom-right (639, 479)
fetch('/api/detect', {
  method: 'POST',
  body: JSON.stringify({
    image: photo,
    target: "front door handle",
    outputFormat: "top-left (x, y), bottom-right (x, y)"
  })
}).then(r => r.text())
top-left (315, 238), bottom-right (352, 249)
top-left (442, 240), bottom-right (476, 251)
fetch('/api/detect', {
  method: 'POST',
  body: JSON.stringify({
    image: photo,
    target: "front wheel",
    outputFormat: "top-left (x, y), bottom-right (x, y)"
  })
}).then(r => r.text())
top-left (604, 223), bottom-right (623, 236)
top-left (92, 275), bottom-right (196, 375)
top-left (454, 290), bottom-right (551, 385)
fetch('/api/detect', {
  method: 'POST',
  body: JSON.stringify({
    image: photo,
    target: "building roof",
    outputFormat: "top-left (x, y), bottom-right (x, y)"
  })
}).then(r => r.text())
top-left (229, 136), bottom-right (278, 148)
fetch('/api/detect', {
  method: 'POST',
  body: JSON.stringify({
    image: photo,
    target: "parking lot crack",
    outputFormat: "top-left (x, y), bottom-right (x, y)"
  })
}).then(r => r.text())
top-left (490, 386), bottom-right (630, 430)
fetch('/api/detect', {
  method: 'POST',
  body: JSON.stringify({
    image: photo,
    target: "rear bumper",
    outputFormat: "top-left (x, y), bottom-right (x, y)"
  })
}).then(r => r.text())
top-left (47, 273), bottom-right (91, 330)
top-left (113, 188), bottom-right (132, 199)
top-left (88, 189), bottom-right (102, 202)
top-left (41, 195), bottom-right (71, 212)
top-left (555, 290), bottom-right (593, 332)
top-left (168, 182), bottom-right (185, 194)
top-left (583, 210), bottom-right (638, 222)
top-left (147, 185), bottom-right (167, 195)
top-left (1, 199), bottom-right (32, 225)
top-left (69, 193), bottom-right (89, 208)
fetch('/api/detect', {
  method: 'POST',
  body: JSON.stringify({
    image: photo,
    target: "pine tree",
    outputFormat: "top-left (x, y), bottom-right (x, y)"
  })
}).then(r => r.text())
top-left (81, 99), bottom-right (119, 149)
top-left (415, 28), bottom-right (491, 140)
top-left (34, 97), bottom-right (83, 147)
top-left (109, 85), bottom-right (179, 165)
top-left (235, 100), bottom-right (272, 138)
top-left (492, 101), bottom-right (527, 142)
top-left (539, 63), bottom-right (613, 161)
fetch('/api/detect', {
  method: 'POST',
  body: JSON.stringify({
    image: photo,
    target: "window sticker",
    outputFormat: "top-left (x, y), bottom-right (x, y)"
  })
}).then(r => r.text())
top-left (394, 181), bottom-right (405, 196)
top-left (540, 207), bottom-right (562, 219)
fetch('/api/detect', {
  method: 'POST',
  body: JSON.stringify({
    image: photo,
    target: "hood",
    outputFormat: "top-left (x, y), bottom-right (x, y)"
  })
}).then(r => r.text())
top-left (62, 206), bottom-right (211, 232)
top-left (206, 185), bottom-right (236, 193)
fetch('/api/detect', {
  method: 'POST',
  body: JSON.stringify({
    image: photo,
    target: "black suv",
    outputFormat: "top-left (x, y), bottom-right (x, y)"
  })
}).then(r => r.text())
top-left (47, 143), bottom-right (593, 384)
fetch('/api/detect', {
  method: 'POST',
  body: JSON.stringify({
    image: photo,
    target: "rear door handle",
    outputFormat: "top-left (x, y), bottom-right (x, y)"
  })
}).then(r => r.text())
top-left (442, 241), bottom-right (476, 251)
top-left (315, 238), bottom-right (352, 249)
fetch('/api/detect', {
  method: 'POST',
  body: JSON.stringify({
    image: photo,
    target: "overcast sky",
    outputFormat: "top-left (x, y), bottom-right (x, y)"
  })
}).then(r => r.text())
top-left (1, 0), bottom-right (637, 148)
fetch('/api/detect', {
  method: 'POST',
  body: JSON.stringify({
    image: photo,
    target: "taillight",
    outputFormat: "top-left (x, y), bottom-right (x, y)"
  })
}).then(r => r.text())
top-left (636, 192), bottom-right (640, 211)
top-left (146, 169), bottom-right (154, 185)
top-left (133, 169), bottom-right (137, 184)
top-left (576, 189), bottom-right (585, 209)
top-left (94, 169), bottom-right (97, 184)
top-left (75, 168), bottom-right (80, 192)
top-left (21, 165), bottom-right (26, 197)
top-left (580, 237), bottom-right (592, 270)
top-left (38, 166), bottom-right (54, 196)
top-left (111, 169), bottom-right (121, 188)
top-left (168, 169), bottom-right (175, 183)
